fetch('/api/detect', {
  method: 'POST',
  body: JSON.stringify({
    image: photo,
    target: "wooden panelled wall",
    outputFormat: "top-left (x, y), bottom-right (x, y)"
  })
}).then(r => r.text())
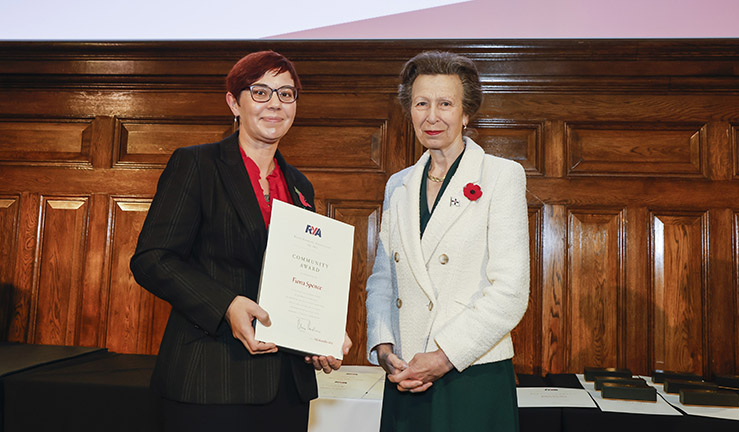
top-left (1, 40), bottom-right (738, 376)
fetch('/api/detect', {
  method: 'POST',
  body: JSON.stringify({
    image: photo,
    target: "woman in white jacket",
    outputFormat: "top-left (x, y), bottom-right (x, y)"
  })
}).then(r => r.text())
top-left (365, 51), bottom-right (530, 432)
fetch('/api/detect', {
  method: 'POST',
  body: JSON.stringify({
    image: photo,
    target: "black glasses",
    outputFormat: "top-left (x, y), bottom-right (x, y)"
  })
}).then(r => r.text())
top-left (248, 84), bottom-right (298, 103)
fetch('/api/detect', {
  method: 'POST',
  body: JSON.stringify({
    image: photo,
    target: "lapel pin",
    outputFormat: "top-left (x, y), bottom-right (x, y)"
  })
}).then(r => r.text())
top-left (464, 183), bottom-right (483, 201)
top-left (450, 197), bottom-right (460, 207)
top-left (294, 186), bottom-right (312, 209)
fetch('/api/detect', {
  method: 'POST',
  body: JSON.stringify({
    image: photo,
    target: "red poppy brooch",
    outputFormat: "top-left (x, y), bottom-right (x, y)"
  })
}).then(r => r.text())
top-left (294, 187), bottom-right (312, 209)
top-left (463, 183), bottom-right (482, 201)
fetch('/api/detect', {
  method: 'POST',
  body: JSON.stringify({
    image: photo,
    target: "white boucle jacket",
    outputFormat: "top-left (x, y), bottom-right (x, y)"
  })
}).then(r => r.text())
top-left (365, 138), bottom-right (530, 372)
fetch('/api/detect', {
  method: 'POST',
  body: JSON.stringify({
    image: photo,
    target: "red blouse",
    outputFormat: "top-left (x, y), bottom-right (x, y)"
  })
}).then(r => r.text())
top-left (239, 146), bottom-right (292, 228)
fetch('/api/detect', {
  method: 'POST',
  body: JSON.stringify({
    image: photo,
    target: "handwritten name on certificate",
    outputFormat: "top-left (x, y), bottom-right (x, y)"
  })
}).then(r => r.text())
top-left (255, 199), bottom-right (354, 359)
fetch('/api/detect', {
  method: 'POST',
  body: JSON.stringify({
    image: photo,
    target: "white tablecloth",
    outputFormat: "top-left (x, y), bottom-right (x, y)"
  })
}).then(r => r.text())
top-left (308, 366), bottom-right (385, 432)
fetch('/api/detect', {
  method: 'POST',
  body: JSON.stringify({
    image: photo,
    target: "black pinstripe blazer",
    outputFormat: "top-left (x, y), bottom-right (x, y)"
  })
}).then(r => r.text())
top-left (130, 132), bottom-right (318, 404)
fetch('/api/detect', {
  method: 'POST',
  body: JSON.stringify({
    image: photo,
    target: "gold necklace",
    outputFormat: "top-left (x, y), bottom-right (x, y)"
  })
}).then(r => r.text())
top-left (427, 172), bottom-right (446, 183)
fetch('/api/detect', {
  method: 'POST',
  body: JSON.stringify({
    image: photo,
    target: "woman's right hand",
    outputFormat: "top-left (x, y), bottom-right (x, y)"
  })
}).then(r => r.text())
top-left (225, 295), bottom-right (278, 355)
top-left (374, 343), bottom-right (408, 375)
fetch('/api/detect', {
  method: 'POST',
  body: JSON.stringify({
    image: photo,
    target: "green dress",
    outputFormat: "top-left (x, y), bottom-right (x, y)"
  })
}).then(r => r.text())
top-left (380, 360), bottom-right (519, 432)
top-left (379, 151), bottom-right (520, 432)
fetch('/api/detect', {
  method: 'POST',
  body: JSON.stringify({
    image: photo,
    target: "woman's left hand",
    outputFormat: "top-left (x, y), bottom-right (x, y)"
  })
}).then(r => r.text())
top-left (305, 332), bottom-right (353, 373)
top-left (387, 349), bottom-right (453, 393)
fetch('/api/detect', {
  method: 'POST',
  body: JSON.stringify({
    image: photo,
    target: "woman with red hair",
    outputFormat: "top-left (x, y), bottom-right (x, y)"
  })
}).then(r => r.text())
top-left (131, 51), bottom-right (351, 431)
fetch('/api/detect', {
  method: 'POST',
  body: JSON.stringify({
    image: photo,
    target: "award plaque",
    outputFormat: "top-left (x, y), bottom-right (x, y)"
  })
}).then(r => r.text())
top-left (680, 389), bottom-right (739, 407)
top-left (663, 379), bottom-right (717, 394)
top-left (594, 376), bottom-right (647, 391)
top-left (601, 382), bottom-right (657, 402)
top-left (255, 200), bottom-right (354, 359)
top-left (714, 374), bottom-right (739, 390)
top-left (651, 370), bottom-right (702, 384)
top-left (584, 367), bottom-right (632, 382)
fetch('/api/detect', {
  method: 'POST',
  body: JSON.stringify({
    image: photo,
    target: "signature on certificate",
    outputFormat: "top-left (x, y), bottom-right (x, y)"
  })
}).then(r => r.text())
top-left (297, 318), bottom-right (317, 332)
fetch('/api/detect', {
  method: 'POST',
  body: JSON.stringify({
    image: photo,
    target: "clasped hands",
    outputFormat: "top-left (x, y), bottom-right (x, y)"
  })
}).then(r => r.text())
top-left (225, 295), bottom-right (352, 374)
top-left (374, 343), bottom-right (454, 393)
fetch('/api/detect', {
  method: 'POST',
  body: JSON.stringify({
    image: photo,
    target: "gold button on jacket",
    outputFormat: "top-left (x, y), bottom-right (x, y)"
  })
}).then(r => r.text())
top-left (439, 254), bottom-right (449, 264)
top-left (396, 298), bottom-right (402, 308)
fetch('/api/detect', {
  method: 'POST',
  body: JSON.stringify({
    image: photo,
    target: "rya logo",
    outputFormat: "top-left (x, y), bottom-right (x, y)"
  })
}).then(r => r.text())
top-left (305, 225), bottom-right (322, 237)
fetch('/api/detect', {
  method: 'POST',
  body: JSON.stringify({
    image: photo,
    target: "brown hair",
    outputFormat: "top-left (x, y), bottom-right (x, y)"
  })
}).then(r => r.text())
top-left (226, 51), bottom-right (301, 102)
top-left (397, 51), bottom-right (482, 118)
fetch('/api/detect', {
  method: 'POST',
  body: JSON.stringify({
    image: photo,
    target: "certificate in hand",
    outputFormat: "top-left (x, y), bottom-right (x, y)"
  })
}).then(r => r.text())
top-left (255, 199), bottom-right (354, 359)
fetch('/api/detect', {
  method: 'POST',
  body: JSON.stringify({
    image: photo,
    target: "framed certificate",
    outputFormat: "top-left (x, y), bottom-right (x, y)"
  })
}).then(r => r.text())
top-left (255, 199), bottom-right (354, 359)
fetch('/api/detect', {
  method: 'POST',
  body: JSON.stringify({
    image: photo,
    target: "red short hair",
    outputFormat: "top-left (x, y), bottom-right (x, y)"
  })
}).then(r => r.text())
top-left (226, 51), bottom-right (301, 101)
